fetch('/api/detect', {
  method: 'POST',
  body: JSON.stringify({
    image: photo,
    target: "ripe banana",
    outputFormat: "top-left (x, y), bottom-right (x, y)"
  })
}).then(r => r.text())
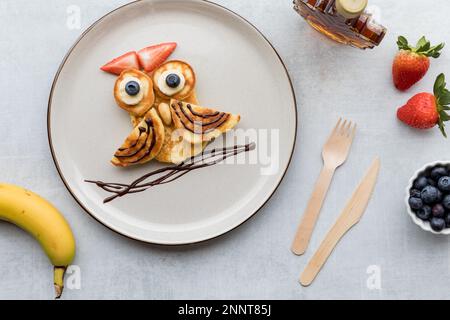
top-left (0, 183), bottom-right (76, 299)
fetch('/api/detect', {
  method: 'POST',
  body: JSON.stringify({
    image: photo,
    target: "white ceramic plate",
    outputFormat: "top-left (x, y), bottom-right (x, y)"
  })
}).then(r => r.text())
top-left (48, 0), bottom-right (297, 245)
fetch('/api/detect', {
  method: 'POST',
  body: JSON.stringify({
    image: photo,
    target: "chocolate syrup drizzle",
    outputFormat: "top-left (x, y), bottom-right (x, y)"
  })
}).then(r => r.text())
top-left (85, 142), bottom-right (256, 204)
top-left (171, 102), bottom-right (230, 134)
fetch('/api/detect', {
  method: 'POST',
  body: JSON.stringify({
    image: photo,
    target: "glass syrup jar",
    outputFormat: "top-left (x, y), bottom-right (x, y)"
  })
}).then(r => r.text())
top-left (293, 0), bottom-right (387, 49)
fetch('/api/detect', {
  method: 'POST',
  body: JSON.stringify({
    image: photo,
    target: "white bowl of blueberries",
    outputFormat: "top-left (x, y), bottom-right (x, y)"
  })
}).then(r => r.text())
top-left (406, 162), bottom-right (450, 234)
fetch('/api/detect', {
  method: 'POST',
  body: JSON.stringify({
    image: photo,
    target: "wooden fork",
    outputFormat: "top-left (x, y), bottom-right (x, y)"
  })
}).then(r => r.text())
top-left (292, 119), bottom-right (356, 256)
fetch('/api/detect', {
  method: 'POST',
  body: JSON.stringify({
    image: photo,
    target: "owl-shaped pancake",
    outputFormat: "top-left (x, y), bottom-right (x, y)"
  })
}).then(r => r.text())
top-left (111, 60), bottom-right (241, 165)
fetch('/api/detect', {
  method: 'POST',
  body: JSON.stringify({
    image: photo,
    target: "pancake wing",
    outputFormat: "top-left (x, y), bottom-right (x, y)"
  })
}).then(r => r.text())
top-left (169, 99), bottom-right (240, 144)
top-left (112, 109), bottom-right (164, 167)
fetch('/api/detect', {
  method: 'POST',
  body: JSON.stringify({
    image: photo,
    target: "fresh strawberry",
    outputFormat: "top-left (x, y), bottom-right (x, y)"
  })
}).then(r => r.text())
top-left (137, 42), bottom-right (177, 73)
top-left (393, 36), bottom-right (444, 91)
top-left (100, 51), bottom-right (140, 75)
top-left (397, 74), bottom-right (450, 137)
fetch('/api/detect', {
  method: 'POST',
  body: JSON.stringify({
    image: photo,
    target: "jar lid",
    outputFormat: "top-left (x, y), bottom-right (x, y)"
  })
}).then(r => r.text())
top-left (336, 0), bottom-right (368, 19)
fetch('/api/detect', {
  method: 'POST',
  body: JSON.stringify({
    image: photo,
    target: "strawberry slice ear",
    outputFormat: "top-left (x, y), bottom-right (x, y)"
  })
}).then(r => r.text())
top-left (137, 42), bottom-right (177, 73)
top-left (397, 36), bottom-right (445, 58)
top-left (101, 51), bottom-right (141, 75)
top-left (433, 73), bottom-right (450, 137)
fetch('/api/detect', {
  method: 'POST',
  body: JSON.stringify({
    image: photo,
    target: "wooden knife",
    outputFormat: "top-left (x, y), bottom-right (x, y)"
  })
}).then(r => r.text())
top-left (300, 157), bottom-right (381, 287)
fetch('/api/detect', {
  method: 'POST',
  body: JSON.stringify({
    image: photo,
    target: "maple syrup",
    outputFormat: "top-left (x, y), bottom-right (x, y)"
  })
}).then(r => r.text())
top-left (294, 0), bottom-right (386, 49)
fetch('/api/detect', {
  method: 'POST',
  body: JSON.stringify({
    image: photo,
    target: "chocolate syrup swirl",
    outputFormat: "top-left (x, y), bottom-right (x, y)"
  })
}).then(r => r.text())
top-left (171, 103), bottom-right (230, 134)
top-left (86, 142), bottom-right (256, 204)
top-left (187, 104), bottom-right (220, 118)
top-left (115, 126), bottom-right (149, 158)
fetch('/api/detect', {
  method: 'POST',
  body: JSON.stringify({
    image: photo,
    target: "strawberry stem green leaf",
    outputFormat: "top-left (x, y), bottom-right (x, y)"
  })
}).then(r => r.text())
top-left (434, 73), bottom-right (450, 137)
top-left (397, 36), bottom-right (445, 58)
top-left (434, 73), bottom-right (446, 97)
top-left (416, 36), bottom-right (430, 51)
top-left (438, 119), bottom-right (447, 138)
top-left (397, 36), bottom-right (411, 51)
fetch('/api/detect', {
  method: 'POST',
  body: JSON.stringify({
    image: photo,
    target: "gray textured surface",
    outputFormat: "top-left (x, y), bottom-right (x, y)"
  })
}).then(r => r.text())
top-left (1, 0), bottom-right (450, 300)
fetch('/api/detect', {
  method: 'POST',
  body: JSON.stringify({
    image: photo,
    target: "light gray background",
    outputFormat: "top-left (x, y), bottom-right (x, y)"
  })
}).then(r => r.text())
top-left (1, 0), bottom-right (449, 300)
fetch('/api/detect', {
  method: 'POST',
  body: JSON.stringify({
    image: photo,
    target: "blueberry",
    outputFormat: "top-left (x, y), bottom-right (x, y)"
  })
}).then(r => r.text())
top-left (421, 186), bottom-right (442, 204)
top-left (443, 195), bottom-right (450, 210)
top-left (165, 74), bottom-right (181, 88)
top-left (414, 177), bottom-right (429, 190)
top-left (416, 206), bottom-right (432, 221)
top-left (431, 167), bottom-right (448, 181)
top-left (432, 204), bottom-right (445, 218)
top-left (430, 218), bottom-right (446, 232)
top-left (125, 81), bottom-right (140, 96)
top-left (409, 197), bottom-right (423, 210)
top-left (438, 176), bottom-right (450, 191)
top-left (428, 179), bottom-right (437, 187)
top-left (410, 189), bottom-right (421, 198)
top-left (445, 215), bottom-right (450, 228)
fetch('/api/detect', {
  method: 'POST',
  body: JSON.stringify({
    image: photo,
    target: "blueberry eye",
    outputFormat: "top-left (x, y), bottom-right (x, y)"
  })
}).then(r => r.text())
top-left (166, 74), bottom-right (181, 88)
top-left (125, 81), bottom-right (140, 96)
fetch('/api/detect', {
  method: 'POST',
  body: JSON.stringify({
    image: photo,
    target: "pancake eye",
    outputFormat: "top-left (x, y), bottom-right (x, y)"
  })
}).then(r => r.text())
top-left (157, 70), bottom-right (186, 96)
top-left (125, 81), bottom-right (140, 96)
top-left (166, 74), bottom-right (181, 88)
